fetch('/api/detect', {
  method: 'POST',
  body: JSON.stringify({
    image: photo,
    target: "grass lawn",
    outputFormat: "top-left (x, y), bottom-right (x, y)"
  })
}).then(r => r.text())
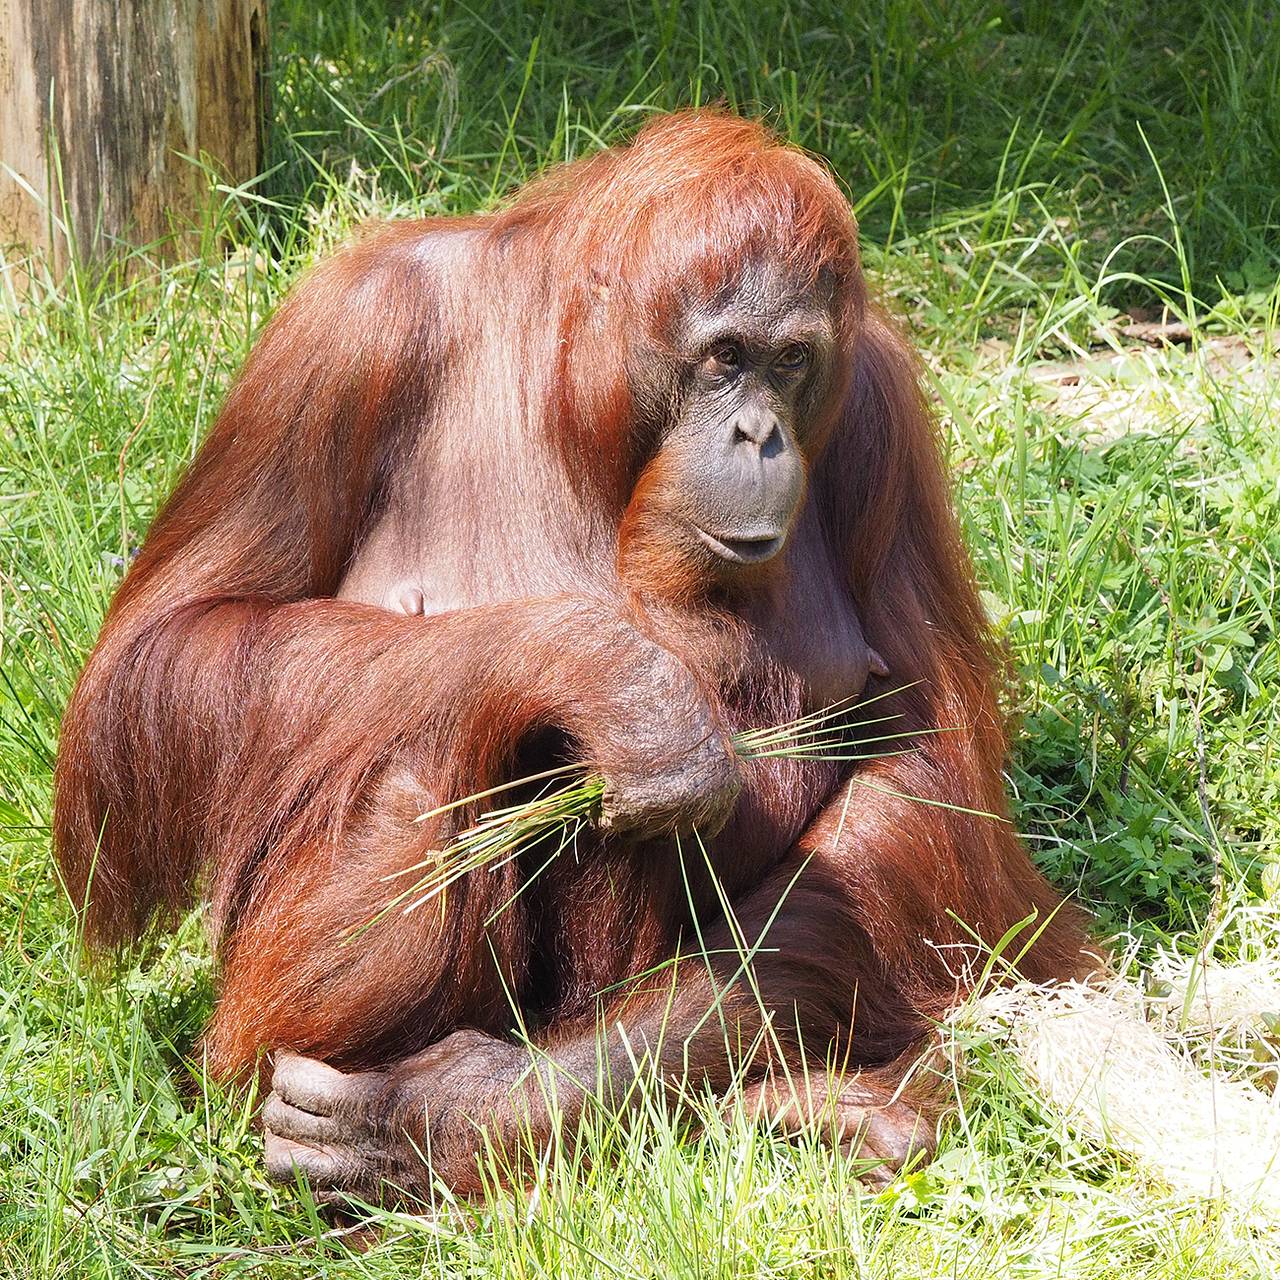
top-left (2, 1), bottom-right (1279, 1275)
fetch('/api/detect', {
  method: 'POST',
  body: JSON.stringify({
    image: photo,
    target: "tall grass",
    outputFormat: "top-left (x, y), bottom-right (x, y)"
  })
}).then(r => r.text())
top-left (265, 0), bottom-right (1280, 298)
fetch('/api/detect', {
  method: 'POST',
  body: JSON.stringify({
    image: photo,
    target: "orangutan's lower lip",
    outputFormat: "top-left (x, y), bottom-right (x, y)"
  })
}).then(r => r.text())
top-left (693, 526), bottom-right (785, 564)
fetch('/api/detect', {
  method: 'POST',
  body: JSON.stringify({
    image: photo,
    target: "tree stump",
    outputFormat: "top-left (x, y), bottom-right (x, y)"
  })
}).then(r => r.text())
top-left (0, 0), bottom-right (269, 275)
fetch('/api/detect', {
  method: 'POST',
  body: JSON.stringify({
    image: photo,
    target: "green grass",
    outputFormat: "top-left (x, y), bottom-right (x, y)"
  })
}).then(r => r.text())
top-left (2, 1), bottom-right (1279, 1274)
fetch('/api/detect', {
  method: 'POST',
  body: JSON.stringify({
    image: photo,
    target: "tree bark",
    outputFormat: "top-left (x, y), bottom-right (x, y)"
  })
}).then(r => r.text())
top-left (0, 0), bottom-right (268, 275)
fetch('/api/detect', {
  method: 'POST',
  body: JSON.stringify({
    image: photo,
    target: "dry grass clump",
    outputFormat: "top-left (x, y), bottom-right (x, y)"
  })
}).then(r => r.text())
top-left (969, 927), bottom-right (1280, 1223)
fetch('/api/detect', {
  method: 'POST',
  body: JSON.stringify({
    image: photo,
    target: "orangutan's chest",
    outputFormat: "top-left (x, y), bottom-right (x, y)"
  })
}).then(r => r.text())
top-left (742, 554), bottom-right (875, 713)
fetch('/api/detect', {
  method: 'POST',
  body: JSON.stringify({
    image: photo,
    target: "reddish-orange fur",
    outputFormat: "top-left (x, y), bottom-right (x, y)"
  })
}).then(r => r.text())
top-left (55, 113), bottom-right (1093, 1164)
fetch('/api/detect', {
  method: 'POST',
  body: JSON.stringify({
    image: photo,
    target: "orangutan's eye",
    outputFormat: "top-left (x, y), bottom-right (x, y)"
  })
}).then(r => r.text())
top-left (776, 344), bottom-right (809, 373)
top-left (704, 342), bottom-right (741, 374)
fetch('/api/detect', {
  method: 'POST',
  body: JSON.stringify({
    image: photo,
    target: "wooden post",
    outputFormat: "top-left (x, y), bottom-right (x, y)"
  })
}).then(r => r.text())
top-left (0, 0), bottom-right (268, 274)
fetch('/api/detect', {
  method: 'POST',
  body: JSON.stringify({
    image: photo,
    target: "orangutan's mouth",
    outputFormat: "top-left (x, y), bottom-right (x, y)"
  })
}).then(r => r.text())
top-left (693, 525), bottom-right (785, 564)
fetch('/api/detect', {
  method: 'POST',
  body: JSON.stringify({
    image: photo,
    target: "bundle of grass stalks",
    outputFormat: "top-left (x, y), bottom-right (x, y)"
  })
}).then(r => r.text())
top-left (358, 685), bottom-right (931, 934)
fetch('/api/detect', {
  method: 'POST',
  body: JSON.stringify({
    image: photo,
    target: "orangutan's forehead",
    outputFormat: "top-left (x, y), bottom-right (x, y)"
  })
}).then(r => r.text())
top-left (673, 259), bottom-right (835, 351)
